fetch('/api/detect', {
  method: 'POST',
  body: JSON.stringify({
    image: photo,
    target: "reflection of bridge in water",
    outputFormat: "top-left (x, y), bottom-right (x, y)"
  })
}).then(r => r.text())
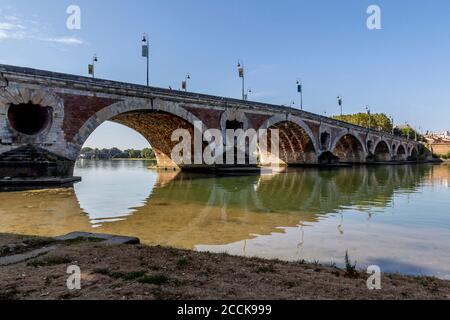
top-left (0, 164), bottom-right (441, 250)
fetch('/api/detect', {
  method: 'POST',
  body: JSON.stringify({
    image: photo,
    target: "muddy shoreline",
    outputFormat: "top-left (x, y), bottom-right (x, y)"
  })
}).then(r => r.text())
top-left (1, 233), bottom-right (449, 300)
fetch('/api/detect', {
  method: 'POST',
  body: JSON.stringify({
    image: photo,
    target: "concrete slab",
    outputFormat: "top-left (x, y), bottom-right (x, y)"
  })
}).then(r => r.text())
top-left (0, 245), bottom-right (59, 266)
top-left (0, 232), bottom-right (140, 266)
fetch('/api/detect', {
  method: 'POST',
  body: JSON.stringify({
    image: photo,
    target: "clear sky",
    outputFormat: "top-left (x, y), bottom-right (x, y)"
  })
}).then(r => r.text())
top-left (1, 0), bottom-right (450, 149)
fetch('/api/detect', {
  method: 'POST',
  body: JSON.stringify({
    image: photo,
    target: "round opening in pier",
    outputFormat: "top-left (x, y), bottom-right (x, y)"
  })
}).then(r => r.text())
top-left (8, 103), bottom-right (52, 135)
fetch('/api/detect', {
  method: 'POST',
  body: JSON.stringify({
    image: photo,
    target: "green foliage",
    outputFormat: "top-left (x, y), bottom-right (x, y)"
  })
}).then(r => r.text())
top-left (344, 251), bottom-right (358, 278)
top-left (138, 274), bottom-right (170, 285)
top-left (333, 113), bottom-right (393, 133)
top-left (394, 127), bottom-right (424, 141)
top-left (440, 151), bottom-right (450, 160)
top-left (79, 147), bottom-right (155, 160)
top-left (141, 148), bottom-right (155, 159)
top-left (27, 255), bottom-right (72, 268)
top-left (125, 149), bottom-right (141, 159)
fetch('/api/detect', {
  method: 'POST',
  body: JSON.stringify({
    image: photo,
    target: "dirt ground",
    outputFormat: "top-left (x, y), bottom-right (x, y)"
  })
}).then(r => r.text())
top-left (1, 233), bottom-right (450, 300)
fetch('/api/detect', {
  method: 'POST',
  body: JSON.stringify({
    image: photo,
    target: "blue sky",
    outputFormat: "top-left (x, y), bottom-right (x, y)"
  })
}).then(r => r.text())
top-left (1, 0), bottom-right (450, 149)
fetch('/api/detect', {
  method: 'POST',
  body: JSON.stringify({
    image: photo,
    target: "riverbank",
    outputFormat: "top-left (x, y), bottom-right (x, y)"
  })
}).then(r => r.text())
top-left (1, 233), bottom-right (449, 300)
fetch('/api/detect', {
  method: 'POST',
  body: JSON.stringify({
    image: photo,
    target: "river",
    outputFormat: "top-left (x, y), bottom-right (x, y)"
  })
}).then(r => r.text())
top-left (1, 160), bottom-right (449, 279)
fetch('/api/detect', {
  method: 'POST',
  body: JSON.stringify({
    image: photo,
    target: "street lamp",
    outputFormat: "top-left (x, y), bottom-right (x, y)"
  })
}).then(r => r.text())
top-left (296, 80), bottom-right (303, 110)
top-left (88, 54), bottom-right (98, 78)
top-left (182, 73), bottom-right (191, 92)
top-left (237, 60), bottom-right (245, 100)
top-left (414, 126), bottom-right (421, 141)
top-left (365, 105), bottom-right (371, 131)
top-left (390, 115), bottom-right (395, 135)
top-left (244, 88), bottom-right (252, 101)
top-left (337, 96), bottom-right (343, 116)
top-left (142, 33), bottom-right (150, 86)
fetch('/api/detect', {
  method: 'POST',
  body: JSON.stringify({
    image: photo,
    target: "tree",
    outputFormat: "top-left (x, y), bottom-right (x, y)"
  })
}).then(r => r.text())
top-left (77, 147), bottom-right (155, 160)
top-left (109, 147), bottom-right (123, 159)
top-left (125, 149), bottom-right (141, 159)
top-left (80, 147), bottom-right (94, 159)
top-left (141, 148), bottom-right (155, 159)
top-left (394, 126), bottom-right (424, 141)
top-left (333, 113), bottom-right (393, 133)
top-left (81, 147), bottom-right (93, 153)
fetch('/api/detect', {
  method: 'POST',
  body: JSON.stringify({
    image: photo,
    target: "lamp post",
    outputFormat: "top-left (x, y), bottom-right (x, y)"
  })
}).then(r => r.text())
top-left (182, 73), bottom-right (191, 92)
top-left (244, 88), bottom-right (252, 101)
top-left (390, 115), bottom-right (395, 135)
top-left (142, 33), bottom-right (150, 86)
top-left (237, 60), bottom-right (245, 100)
top-left (88, 54), bottom-right (98, 78)
top-left (337, 96), bottom-right (343, 116)
top-left (296, 80), bottom-right (303, 110)
top-left (366, 105), bottom-right (371, 131)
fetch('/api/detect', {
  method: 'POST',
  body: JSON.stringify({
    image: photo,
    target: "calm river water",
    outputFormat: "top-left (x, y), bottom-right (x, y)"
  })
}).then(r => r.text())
top-left (1, 160), bottom-right (450, 279)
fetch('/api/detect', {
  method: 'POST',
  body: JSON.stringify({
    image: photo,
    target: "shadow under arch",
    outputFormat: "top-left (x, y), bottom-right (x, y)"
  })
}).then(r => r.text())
top-left (373, 140), bottom-right (392, 162)
top-left (396, 144), bottom-right (407, 161)
top-left (258, 115), bottom-right (318, 166)
top-left (409, 146), bottom-right (419, 160)
top-left (331, 133), bottom-right (366, 163)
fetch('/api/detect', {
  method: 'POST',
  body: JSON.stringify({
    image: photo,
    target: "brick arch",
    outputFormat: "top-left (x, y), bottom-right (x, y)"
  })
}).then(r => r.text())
top-left (396, 144), bottom-right (407, 161)
top-left (259, 115), bottom-right (319, 152)
top-left (330, 131), bottom-right (367, 155)
top-left (258, 115), bottom-right (319, 165)
top-left (409, 146), bottom-right (419, 159)
top-left (331, 132), bottom-right (366, 163)
top-left (373, 140), bottom-right (392, 162)
top-left (69, 99), bottom-right (204, 168)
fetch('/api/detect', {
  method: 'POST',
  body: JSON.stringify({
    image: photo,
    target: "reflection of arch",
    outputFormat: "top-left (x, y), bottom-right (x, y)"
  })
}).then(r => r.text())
top-left (373, 140), bottom-right (391, 162)
top-left (331, 133), bottom-right (366, 163)
top-left (259, 115), bottom-right (318, 165)
top-left (71, 99), bottom-right (204, 168)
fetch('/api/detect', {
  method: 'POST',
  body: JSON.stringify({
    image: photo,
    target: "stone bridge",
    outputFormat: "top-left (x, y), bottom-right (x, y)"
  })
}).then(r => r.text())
top-left (0, 65), bottom-right (422, 178)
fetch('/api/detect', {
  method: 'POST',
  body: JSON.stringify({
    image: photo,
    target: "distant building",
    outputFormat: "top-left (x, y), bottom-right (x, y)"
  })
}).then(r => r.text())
top-left (424, 130), bottom-right (450, 143)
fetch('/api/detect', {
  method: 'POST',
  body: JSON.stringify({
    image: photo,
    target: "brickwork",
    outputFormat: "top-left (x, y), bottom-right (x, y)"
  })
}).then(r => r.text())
top-left (0, 64), bottom-right (424, 177)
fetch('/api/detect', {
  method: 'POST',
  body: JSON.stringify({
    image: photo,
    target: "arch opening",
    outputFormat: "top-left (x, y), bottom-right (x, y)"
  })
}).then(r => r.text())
top-left (80, 121), bottom-right (152, 160)
top-left (397, 145), bottom-right (407, 161)
top-left (8, 102), bottom-right (52, 135)
top-left (111, 111), bottom-right (195, 169)
top-left (320, 132), bottom-right (330, 150)
top-left (333, 134), bottom-right (365, 163)
top-left (374, 141), bottom-right (391, 162)
top-left (77, 109), bottom-right (197, 170)
top-left (409, 147), bottom-right (418, 161)
top-left (266, 121), bottom-right (317, 165)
